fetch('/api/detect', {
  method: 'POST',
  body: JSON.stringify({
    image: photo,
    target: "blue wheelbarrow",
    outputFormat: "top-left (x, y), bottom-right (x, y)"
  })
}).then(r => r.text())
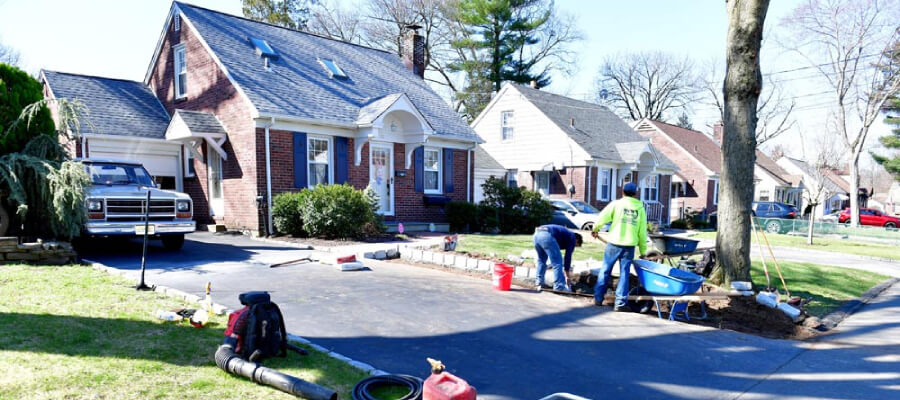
top-left (632, 259), bottom-right (706, 321)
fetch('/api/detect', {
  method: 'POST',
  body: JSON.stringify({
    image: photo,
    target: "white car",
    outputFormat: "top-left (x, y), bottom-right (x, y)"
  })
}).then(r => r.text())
top-left (549, 199), bottom-right (601, 231)
top-left (821, 211), bottom-right (841, 223)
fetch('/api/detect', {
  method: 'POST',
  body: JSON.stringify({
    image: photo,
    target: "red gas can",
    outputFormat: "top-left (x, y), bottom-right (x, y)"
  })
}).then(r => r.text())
top-left (423, 358), bottom-right (476, 400)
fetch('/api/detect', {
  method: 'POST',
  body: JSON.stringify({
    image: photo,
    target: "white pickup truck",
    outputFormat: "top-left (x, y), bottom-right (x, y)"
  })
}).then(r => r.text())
top-left (81, 159), bottom-right (195, 250)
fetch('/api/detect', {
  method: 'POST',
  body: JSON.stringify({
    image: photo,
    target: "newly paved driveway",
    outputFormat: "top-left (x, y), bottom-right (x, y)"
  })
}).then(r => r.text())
top-left (81, 233), bottom-right (900, 400)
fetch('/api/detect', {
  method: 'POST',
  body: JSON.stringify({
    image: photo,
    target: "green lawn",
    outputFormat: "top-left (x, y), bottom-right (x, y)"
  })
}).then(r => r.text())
top-left (457, 233), bottom-right (607, 262)
top-left (0, 265), bottom-right (366, 399)
top-left (693, 231), bottom-right (899, 261)
top-left (749, 260), bottom-right (888, 316)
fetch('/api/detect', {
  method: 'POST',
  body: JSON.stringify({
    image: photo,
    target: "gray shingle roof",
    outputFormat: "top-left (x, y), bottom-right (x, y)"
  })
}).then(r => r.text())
top-left (176, 2), bottom-right (478, 142)
top-left (42, 70), bottom-right (170, 139)
top-left (174, 109), bottom-right (227, 134)
top-left (475, 146), bottom-right (505, 170)
top-left (511, 84), bottom-right (677, 170)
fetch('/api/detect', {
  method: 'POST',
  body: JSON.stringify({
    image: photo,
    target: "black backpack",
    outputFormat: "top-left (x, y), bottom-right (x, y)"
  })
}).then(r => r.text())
top-left (228, 291), bottom-right (288, 362)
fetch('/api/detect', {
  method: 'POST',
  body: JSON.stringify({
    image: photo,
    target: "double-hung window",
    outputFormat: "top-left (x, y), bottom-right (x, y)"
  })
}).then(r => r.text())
top-left (174, 44), bottom-right (187, 99)
top-left (535, 171), bottom-right (550, 195)
top-left (598, 168), bottom-right (611, 201)
top-left (307, 137), bottom-right (331, 188)
top-left (501, 111), bottom-right (514, 141)
top-left (183, 144), bottom-right (195, 178)
top-left (713, 179), bottom-right (720, 205)
top-left (642, 175), bottom-right (659, 202)
top-left (507, 169), bottom-right (518, 188)
top-left (423, 148), bottom-right (441, 193)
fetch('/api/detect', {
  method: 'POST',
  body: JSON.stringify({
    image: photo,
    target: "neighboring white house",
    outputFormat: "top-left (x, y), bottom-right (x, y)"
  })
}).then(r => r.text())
top-left (753, 152), bottom-right (801, 206)
top-left (473, 146), bottom-right (506, 203)
top-left (471, 83), bottom-right (678, 225)
top-left (777, 157), bottom-right (850, 218)
top-left (41, 70), bottom-right (185, 191)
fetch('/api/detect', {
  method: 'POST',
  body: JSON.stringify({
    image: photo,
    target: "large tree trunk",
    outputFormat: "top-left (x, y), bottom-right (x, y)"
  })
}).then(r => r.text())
top-left (714, 0), bottom-right (770, 285)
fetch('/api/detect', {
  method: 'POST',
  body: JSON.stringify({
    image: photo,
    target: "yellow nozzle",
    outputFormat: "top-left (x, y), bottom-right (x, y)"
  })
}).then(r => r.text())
top-left (426, 357), bottom-right (445, 374)
top-left (205, 282), bottom-right (211, 295)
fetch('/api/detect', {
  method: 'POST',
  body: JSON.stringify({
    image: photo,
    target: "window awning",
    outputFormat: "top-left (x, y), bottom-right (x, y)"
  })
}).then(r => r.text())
top-left (165, 109), bottom-right (228, 160)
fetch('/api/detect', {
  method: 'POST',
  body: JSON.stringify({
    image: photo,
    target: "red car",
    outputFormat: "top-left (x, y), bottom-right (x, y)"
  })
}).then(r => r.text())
top-left (838, 208), bottom-right (899, 228)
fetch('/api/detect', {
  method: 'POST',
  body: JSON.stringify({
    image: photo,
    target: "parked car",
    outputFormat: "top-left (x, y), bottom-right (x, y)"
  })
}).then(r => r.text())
top-left (821, 211), bottom-right (841, 223)
top-left (838, 208), bottom-right (899, 228)
top-left (81, 159), bottom-right (195, 250)
top-left (549, 199), bottom-right (600, 230)
top-left (752, 201), bottom-right (799, 219)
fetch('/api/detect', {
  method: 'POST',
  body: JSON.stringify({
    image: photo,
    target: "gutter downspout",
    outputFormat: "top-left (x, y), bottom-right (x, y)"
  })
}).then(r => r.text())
top-left (466, 145), bottom-right (477, 202)
top-left (264, 117), bottom-right (275, 236)
top-left (586, 165), bottom-right (592, 204)
top-left (80, 136), bottom-right (87, 158)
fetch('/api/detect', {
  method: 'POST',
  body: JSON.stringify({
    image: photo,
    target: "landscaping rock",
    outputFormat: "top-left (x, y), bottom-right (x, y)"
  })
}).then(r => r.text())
top-left (477, 259), bottom-right (493, 271)
top-left (466, 258), bottom-right (479, 270)
top-left (442, 254), bottom-right (455, 267)
top-left (515, 266), bottom-right (529, 277)
top-left (363, 252), bottom-right (376, 259)
top-left (802, 316), bottom-right (823, 330)
top-left (385, 248), bottom-right (400, 259)
top-left (374, 250), bottom-right (386, 260)
top-left (454, 257), bottom-right (468, 269)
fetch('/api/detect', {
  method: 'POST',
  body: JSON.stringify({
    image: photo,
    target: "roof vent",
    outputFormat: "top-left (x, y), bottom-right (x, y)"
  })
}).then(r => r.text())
top-left (569, 118), bottom-right (575, 129)
top-left (249, 37), bottom-right (278, 59)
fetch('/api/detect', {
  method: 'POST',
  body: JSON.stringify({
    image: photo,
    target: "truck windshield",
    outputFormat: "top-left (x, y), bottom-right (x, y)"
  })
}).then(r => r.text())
top-left (86, 163), bottom-right (155, 186)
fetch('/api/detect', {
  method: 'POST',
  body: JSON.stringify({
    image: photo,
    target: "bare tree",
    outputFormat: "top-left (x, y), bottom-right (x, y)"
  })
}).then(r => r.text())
top-left (800, 134), bottom-right (842, 245)
top-left (713, 0), bottom-right (770, 285)
top-left (781, 0), bottom-right (900, 228)
top-left (0, 40), bottom-right (20, 66)
top-left (704, 62), bottom-right (796, 145)
top-left (594, 51), bottom-right (700, 122)
top-left (307, 0), bottom-right (365, 42)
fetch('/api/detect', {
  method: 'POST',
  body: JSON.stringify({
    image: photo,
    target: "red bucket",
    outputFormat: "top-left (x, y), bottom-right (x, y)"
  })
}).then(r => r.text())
top-left (492, 263), bottom-right (514, 291)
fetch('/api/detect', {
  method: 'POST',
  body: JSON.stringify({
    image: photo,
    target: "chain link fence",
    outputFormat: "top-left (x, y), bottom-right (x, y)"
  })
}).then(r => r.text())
top-left (755, 217), bottom-right (900, 242)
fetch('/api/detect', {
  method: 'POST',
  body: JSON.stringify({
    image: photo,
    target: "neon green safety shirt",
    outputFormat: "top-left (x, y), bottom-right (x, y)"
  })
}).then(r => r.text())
top-left (592, 196), bottom-right (647, 256)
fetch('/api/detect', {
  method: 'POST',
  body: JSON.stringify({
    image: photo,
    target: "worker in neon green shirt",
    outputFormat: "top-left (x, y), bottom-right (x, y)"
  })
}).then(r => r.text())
top-left (591, 182), bottom-right (647, 311)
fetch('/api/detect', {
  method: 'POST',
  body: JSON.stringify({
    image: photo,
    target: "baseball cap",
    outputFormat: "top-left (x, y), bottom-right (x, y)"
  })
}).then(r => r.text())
top-left (623, 182), bottom-right (638, 195)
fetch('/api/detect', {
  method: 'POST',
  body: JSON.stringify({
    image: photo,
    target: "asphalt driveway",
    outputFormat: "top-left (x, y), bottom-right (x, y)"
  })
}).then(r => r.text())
top-left (80, 233), bottom-right (900, 400)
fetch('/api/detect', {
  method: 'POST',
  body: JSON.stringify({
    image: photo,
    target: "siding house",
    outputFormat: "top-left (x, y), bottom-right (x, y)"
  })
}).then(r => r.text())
top-left (634, 119), bottom-right (800, 222)
top-left (777, 157), bottom-right (851, 217)
top-left (46, 1), bottom-right (483, 235)
top-left (472, 83), bottom-right (678, 225)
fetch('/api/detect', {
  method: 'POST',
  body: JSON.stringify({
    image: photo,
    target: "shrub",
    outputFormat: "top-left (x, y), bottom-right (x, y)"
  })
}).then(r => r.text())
top-left (363, 185), bottom-right (386, 233)
top-left (479, 176), bottom-right (552, 233)
top-left (477, 204), bottom-right (500, 233)
top-left (272, 191), bottom-right (307, 236)
top-left (446, 201), bottom-right (479, 232)
top-left (0, 63), bottom-right (55, 154)
top-left (299, 184), bottom-right (376, 239)
top-left (669, 219), bottom-right (688, 229)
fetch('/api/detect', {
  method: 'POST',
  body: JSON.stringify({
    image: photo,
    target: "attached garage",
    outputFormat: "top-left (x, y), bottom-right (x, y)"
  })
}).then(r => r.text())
top-left (41, 70), bottom-right (183, 190)
top-left (473, 147), bottom-right (507, 203)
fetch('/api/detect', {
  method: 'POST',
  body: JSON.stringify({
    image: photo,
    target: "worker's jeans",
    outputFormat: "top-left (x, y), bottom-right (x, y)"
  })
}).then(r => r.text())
top-left (533, 230), bottom-right (568, 291)
top-left (594, 243), bottom-right (635, 307)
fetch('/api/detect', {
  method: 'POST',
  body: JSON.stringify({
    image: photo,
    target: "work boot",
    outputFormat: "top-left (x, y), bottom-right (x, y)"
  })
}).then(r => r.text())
top-left (613, 305), bottom-right (631, 312)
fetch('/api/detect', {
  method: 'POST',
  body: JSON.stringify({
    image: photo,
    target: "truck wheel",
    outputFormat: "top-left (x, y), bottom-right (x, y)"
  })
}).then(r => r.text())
top-left (765, 220), bottom-right (782, 234)
top-left (161, 235), bottom-right (185, 251)
top-left (0, 204), bottom-right (8, 236)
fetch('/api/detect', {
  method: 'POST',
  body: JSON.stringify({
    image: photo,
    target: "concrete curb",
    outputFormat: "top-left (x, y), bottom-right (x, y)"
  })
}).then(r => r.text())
top-left (84, 259), bottom-right (390, 377)
top-left (819, 277), bottom-right (900, 330)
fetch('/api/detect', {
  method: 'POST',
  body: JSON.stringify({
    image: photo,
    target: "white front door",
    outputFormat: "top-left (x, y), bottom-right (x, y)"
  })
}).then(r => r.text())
top-left (370, 144), bottom-right (393, 215)
top-left (207, 143), bottom-right (224, 217)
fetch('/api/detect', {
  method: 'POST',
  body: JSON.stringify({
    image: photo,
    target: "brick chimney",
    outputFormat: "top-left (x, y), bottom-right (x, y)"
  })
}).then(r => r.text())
top-left (713, 121), bottom-right (724, 145)
top-left (401, 25), bottom-right (425, 79)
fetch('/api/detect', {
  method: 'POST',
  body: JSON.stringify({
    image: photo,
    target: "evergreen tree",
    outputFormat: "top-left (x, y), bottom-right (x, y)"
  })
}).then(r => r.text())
top-left (676, 112), bottom-right (693, 130)
top-left (874, 39), bottom-right (900, 180)
top-left (0, 63), bottom-right (55, 155)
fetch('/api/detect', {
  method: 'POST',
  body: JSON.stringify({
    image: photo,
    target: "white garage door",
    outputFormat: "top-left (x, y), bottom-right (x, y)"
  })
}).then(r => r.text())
top-left (90, 151), bottom-right (178, 177)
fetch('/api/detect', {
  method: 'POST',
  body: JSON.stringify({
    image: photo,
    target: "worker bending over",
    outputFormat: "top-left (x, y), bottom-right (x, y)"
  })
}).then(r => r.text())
top-left (591, 182), bottom-right (647, 311)
top-left (533, 224), bottom-right (583, 292)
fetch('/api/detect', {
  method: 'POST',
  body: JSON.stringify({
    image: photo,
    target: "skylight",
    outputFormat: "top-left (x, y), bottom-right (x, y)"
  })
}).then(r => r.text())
top-left (250, 37), bottom-right (278, 59)
top-left (319, 58), bottom-right (347, 79)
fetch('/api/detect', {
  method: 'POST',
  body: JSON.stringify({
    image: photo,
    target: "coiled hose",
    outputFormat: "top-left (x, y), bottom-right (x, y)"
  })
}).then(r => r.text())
top-left (215, 344), bottom-right (337, 400)
top-left (352, 374), bottom-right (423, 400)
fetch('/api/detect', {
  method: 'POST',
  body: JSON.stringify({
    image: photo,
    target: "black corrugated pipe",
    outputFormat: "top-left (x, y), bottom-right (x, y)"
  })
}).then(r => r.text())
top-left (215, 344), bottom-right (337, 400)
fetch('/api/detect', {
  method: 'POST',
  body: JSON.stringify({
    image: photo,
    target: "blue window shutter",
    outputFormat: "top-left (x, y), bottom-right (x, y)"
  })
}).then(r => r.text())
top-left (414, 146), bottom-right (424, 192)
top-left (293, 132), bottom-right (307, 188)
top-left (443, 148), bottom-right (454, 193)
top-left (334, 136), bottom-right (348, 184)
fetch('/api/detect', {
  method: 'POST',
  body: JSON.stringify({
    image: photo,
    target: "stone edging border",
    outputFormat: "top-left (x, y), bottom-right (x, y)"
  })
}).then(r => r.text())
top-left (84, 259), bottom-right (389, 377)
top-left (819, 277), bottom-right (899, 330)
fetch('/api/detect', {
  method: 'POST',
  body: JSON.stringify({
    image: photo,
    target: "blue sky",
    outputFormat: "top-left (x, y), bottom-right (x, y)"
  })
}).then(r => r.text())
top-left (0, 0), bottom-right (889, 158)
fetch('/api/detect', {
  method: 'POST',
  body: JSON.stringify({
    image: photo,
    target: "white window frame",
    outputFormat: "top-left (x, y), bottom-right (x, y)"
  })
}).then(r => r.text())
top-left (173, 44), bottom-right (187, 99)
top-left (183, 144), bottom-right (195, 178)
top-left (713, 179), bottom-right (719, 205)
top-left (507, 169), bottom-right (518, 187)
top-left (641, 174), bottom-right (659, 202)
top-left (759, 189), bottom-right (770, 202)
top-left (423, 147), bottom-right (442, 194)
top-left (501, 110), bottom-right (514, 141)
top-left (597, 168), bottom-right (611, 201)
top-left (306, 135), bottom-right (333, 189)
top-left (535, 171), bottom-right (550, 195)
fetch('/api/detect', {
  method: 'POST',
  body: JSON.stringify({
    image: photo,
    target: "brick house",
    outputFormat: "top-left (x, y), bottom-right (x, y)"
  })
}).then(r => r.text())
top-left (49, 1), bottom-right (484, 235)
top-left (635, 119), bottom-right (801, 222)
top-left (472, 83), bottom-right (678, 226)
